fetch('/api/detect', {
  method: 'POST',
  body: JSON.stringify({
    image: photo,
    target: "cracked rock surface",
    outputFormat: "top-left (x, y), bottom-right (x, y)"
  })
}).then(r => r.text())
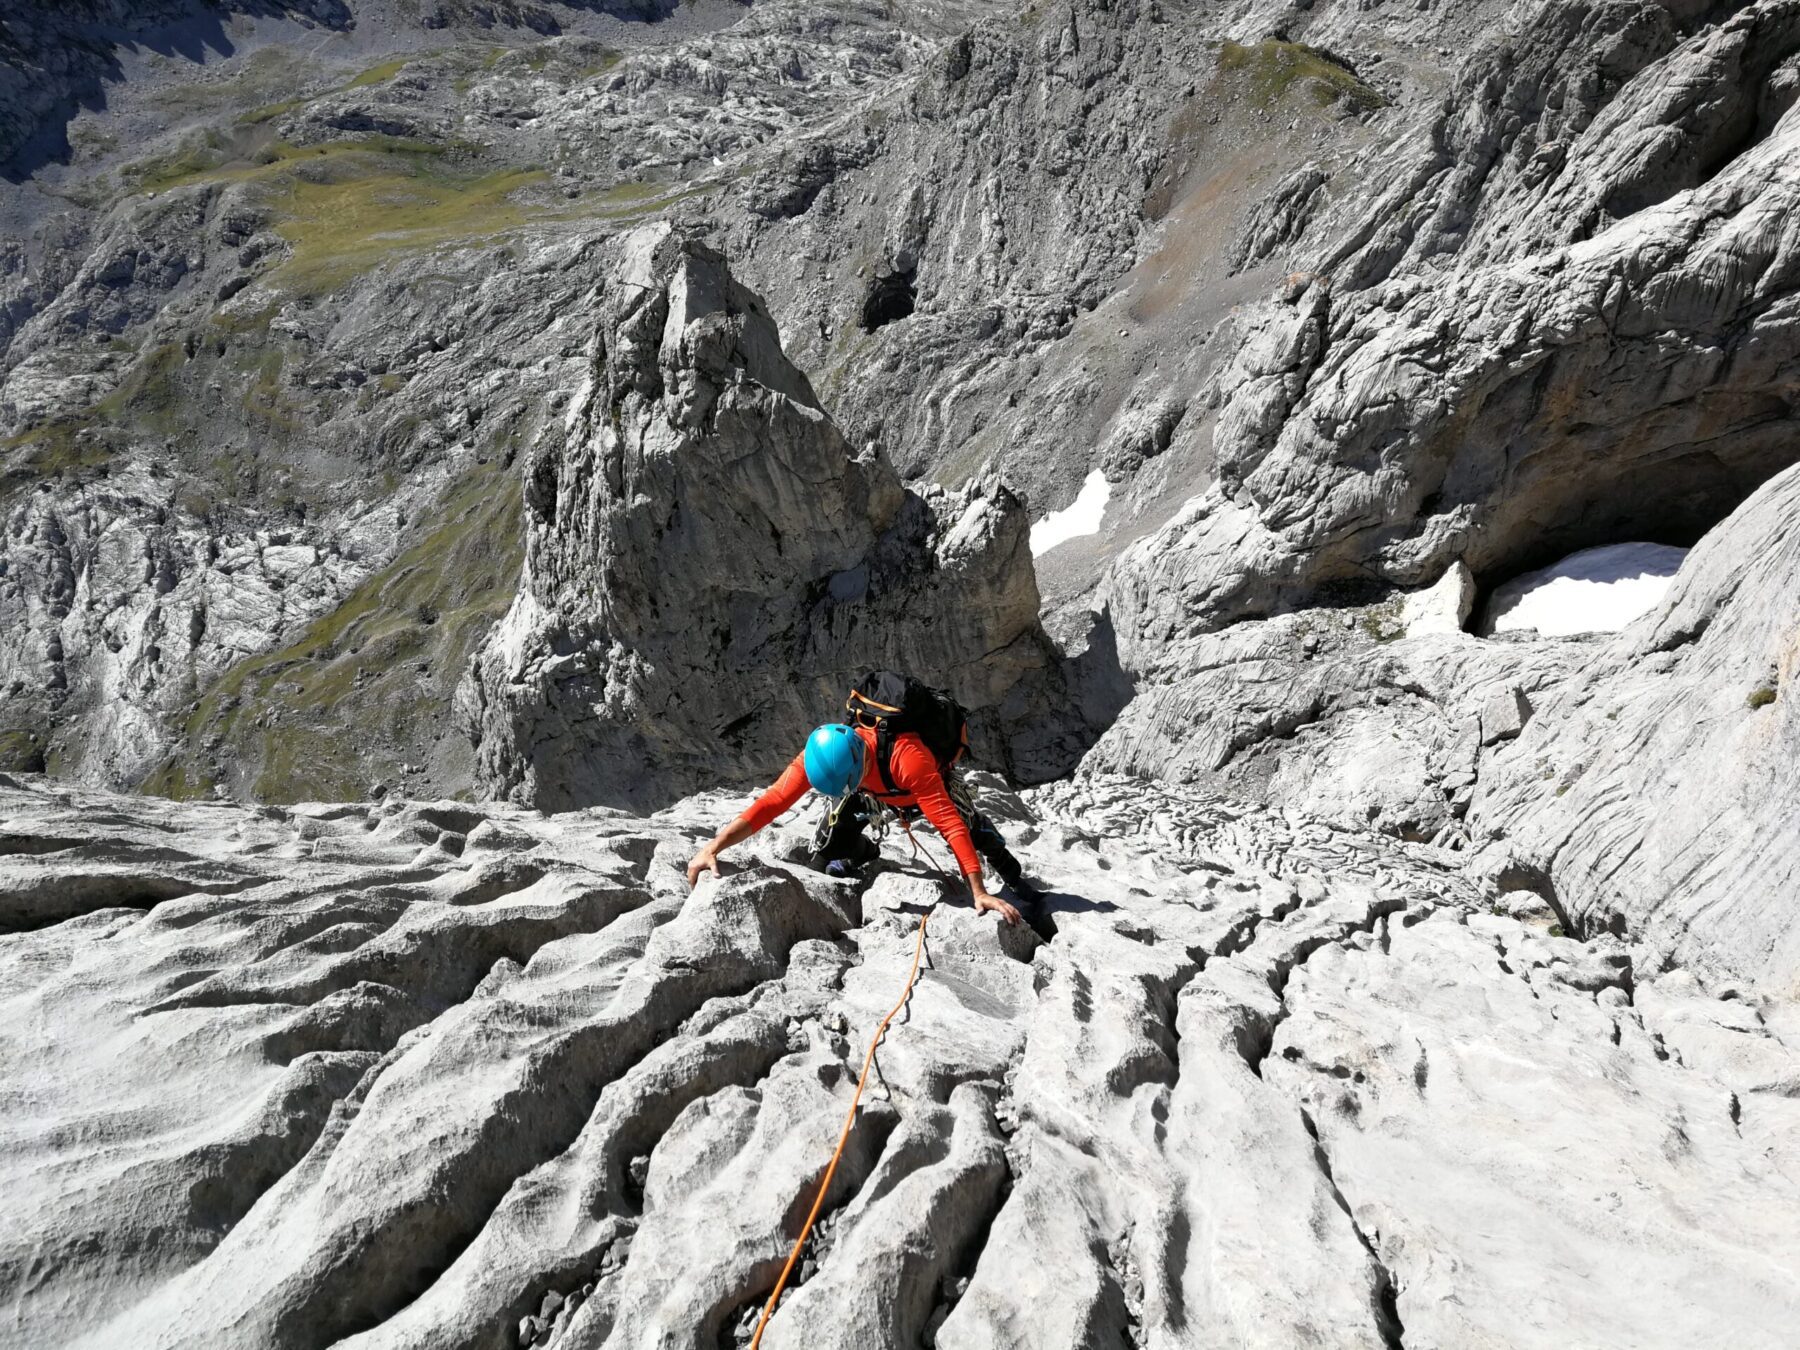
top-left (6, 770), bottom-right (1800, 1348)
top-left (5, 1), bottom-right (1800, 1343)
top-left (460, 227), bottom-right (1083, 810)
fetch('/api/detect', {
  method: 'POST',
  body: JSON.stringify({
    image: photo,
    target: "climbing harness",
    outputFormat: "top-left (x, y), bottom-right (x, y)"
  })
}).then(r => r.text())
top-left (747, 908), bottom-right (932, 1349)
top-left (812, 786), bottom-right (958, 883)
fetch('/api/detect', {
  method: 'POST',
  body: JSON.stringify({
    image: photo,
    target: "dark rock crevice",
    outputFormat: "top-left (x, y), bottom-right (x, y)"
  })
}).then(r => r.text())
top-left (859, 262), bottom-right (916, 332)
top-left (1298, 1106), bottom-right (1406, 1350)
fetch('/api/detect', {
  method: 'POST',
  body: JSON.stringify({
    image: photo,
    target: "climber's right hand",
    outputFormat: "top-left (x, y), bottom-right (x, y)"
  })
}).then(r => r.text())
top-left (686, 844), bottom-right (722, 888)
top-left (972, 884), bottom-right (1022, 926)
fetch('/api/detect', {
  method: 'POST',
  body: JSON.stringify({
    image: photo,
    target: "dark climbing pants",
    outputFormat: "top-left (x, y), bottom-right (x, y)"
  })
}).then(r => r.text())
top-left (809, 786), bottom-right (1023, 884)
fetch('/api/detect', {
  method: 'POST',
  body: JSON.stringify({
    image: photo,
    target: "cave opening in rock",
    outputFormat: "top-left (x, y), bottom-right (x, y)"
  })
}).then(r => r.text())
top-left (1453, 405), bottom-right (1800, 635)
top-left (1478, 541), bottom-right (1690, 637)
top-left (860, 264), bottom-right (917, 331)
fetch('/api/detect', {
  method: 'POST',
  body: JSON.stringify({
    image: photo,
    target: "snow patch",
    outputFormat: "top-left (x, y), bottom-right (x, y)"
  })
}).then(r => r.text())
top-left (1483, 542), bottom-right (1688, 637)
top-left (1030, 470), bottom-right (1111, 557)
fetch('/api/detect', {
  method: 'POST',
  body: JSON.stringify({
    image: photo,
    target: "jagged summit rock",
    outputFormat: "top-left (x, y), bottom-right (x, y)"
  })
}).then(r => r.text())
top-left (461, 227), bottom-right (1083, 810)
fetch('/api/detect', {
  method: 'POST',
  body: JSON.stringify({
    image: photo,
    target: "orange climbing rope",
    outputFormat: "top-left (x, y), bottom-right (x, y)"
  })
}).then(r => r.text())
top-left (747, 908), bottom-right (932, 1349)
top-left (896, 812), bottom-right (952, 878)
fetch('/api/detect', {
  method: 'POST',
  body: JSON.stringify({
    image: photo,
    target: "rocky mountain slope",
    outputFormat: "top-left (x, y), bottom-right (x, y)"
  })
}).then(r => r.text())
top-left (7, 772), bottom-right (1800, 1349)
top-left (0, 0), bottom-right (962, 799)
top-left (4, 0), bottom-right (1800, 1343)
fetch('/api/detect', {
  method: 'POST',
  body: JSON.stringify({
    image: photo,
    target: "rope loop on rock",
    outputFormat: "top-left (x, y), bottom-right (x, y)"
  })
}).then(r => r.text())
top-left (747, 908), bottom-right (931, 1349)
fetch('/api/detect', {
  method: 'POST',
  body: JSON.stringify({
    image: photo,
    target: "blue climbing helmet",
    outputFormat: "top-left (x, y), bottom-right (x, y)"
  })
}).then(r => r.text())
top-left (803, 723), bottom-right (865, 799)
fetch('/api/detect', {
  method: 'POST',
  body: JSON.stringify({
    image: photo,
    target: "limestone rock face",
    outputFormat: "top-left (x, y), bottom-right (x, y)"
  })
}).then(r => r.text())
top-left (1085, 455), bottom-right (1800, 990)
top-left (1107, 78), bottom-right (1800, 650)
top-left (6, 772), bottom-right (1800, 1349)
top-left (461, 228), bottom-right (1078, 810)
top-left (0, 468), bottom-right (366, 785)
top-left (1067, 0), bottom-right (1800, 936)
top-left (1472, 463), bottom-right (1800, 990)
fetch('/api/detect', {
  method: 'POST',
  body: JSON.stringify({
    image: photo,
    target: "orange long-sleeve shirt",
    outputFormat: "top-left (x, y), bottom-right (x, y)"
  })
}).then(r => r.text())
top-left (732, 724), bottom-right (981, 877)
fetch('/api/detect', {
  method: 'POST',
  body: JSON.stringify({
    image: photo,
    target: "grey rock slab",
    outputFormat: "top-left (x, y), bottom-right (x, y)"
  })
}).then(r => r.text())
top-left (1154, 962), bottom-right (1392, 1349)
top-left (577, 1050), bottom-right (895, 1350)
top-left (832, 903), bottom-right (1037, 1105)
top-left (1472, 462), bottom-right (1800, 990)
top-left (3, 764), bottom-right (1799, 1349)
top-left (758, 1084), bottom-right (1007, 1350)
top-left (932, 1136), bottom-right (1128, 1350)
top-left (1264, 911), bottom-right (1800, 1348)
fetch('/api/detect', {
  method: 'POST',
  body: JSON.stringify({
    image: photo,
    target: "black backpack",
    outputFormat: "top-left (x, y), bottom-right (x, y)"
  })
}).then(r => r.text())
top-left (845, 671), bottom-right (971, 797)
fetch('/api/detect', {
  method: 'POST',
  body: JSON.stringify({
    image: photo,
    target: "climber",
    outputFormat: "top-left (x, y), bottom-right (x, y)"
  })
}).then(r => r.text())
top-left (685, 676), bottom-right (1036, 925)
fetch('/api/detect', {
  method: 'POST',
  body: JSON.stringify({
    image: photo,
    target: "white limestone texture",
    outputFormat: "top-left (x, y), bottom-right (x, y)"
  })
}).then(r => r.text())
top-left (5, 771), bottom-right (1800, 1350)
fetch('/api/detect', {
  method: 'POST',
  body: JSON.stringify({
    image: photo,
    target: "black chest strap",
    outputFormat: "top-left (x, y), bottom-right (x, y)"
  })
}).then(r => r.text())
top-left (874, 724), bottom-right (899, 796)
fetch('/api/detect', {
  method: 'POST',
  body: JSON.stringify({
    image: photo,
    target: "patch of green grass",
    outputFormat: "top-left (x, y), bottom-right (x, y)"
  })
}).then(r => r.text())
top-left (150, 48), bottom-right (319, 120)
top-left (240, 349), bottom-right (305, 434)
top-left (584, 179), bottom-right (688, 221)
top-left (268, 160), bottom-right (550, 295)
top-left (242, 51), bottom-right (433, 123)
top-left (129, 126), bottom-right (702, 308)
top-left (264, 160), bottom-right (707, 295)
top-left (347, 57), bottom-right (414, 89)
top-left (124, 130), bottom-right (236, 192)
top-left (2, 343), bottom-right (189, 494)
top-left (2, 420), bottom-right (110, 482)
top-left (210, 296), bottom-right (283, 338)
top-left (68, 122), bottom-right (120, 161)
top-left (1747, 684), bottom-right (1778, 710)
top-left (122, 134), bottom-right (548, 296)
top-left (1358, 595), bottom-right (1406, 644)
top-left (1218, 40), bottom-right (1385, 114)
top-left (129, 134), bottom-right (461, 197)
top-left (138, 761), bottom-right (219, 802)
top-left (0, 729), bottom-right (47, 773)
top-left (452, 45), bottom-right (511, 93)
top-left (94, 343), bottom-right (188, 429)
top-left (241, 97), bottom-right (310, 126)
top-left (142, 460), bottom-right (524, 804)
